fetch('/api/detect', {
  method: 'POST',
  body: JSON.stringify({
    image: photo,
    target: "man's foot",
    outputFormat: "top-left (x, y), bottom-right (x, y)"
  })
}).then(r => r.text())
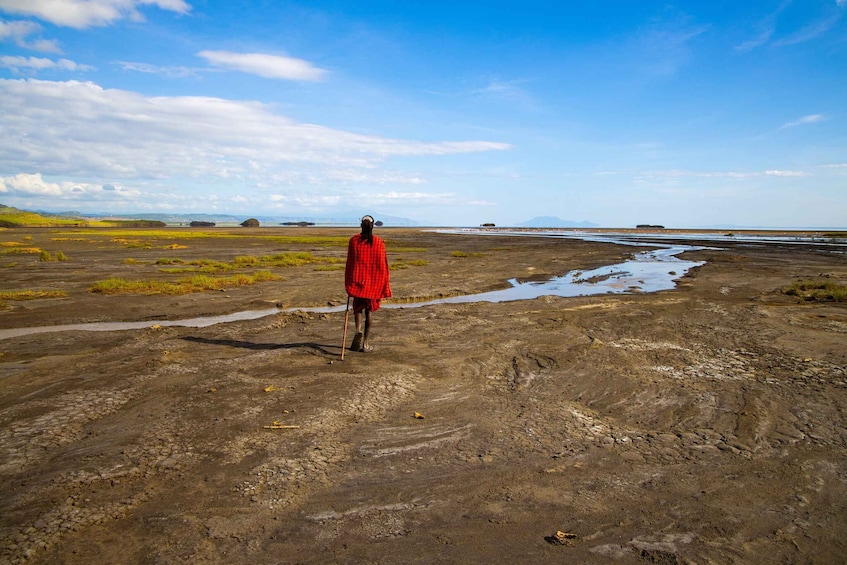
top-left (360, 343), bottom-right (374, 352)
top-left (350, 332), bottom-right (363, 351)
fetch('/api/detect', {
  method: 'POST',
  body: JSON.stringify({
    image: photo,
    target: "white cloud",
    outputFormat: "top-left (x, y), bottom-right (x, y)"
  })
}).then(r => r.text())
top-left (0, 0), bottom-right (190, 29)
top-left (627, 12), bottom-right (709, 77)
top-left (0, 172), bottom-right (140, 198)
top-left (0, 55), bottom-right (94, 72)
top-left (118, 60), bottom-right (200, 78)
top-left (370, 191), bottom-right (456, 204)
top-left (773, 13), bottom-right (843, 46)
top-left (630, 169), bottom-right (811, 181)
top-left (734, 29), bottom-right (773, 52)
top-left (781, 114), bottom-right (825, 128)
top-left (764, 170), bottom-right (809, 177)
top-left (0, 79), bottom-right (510, 200)
top-left (197, 50), bottom-right (327, 81)
top-left (0, 18), bottom-right (61, 52)
top-left (269, 193), bottom-right (343, 207)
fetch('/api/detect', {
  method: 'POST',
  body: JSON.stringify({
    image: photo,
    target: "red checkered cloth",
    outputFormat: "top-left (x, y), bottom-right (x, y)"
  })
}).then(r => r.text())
top-left (345, 234), bottom-right (391, 311)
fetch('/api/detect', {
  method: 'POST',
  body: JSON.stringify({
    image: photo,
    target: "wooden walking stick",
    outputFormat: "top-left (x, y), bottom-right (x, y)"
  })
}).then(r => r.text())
top-left (341, 295), bottom-right (351, 360)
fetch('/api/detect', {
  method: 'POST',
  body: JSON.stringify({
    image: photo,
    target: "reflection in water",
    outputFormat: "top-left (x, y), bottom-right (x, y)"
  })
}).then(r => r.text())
top-left (0, 237), bottom-right (704, 340)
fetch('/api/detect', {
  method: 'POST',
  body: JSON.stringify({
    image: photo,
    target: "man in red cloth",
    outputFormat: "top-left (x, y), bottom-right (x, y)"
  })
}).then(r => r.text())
top-left (345, 215), bottom-right (391, 352)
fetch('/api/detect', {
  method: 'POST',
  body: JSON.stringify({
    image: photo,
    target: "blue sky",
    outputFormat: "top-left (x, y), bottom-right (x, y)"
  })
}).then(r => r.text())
top-left (0, 0), bottom-right (845, 227)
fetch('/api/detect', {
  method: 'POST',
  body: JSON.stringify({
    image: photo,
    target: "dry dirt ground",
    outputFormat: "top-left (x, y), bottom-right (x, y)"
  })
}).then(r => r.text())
top-left (1, 227), bottom-right (846, 564)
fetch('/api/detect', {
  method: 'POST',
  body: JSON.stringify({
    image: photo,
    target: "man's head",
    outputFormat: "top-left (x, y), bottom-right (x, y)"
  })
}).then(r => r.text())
top-left (361, 215), bottom-right (374, 228)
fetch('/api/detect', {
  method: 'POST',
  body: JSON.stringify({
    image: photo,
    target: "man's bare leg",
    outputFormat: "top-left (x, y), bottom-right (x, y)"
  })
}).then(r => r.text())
top-left (362, 309), bottom-right (372, 350)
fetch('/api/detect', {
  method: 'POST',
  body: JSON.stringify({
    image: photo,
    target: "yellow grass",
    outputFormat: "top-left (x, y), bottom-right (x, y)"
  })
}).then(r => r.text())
top-left (784, 278), bottom-right (847, 302)
top-left (2, 247), bottom-right (43, 254)
top-left (0, 289), bottom-right (68, 307)
top-left (89, 270), bottom-right (280, 295)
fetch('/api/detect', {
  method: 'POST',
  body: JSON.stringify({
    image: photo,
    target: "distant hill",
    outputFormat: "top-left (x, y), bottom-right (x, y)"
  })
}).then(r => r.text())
top-left (517, 216), bottom-right (599, 228)
top-left (76, 211), bottom-right (419, 227)
top-left (0, 204), bottom-right (91, 227)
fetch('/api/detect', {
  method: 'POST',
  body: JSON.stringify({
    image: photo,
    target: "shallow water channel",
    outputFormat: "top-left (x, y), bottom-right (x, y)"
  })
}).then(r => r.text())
top-left (0, 234), bottom-right (705, 340)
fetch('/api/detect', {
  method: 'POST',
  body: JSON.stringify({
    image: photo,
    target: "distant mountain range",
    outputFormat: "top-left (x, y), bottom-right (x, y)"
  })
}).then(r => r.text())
top-left (516, 216), bottom-right (599, 228)
top-left (36, 210), bottom-right (420, 227)
top-left (14, 203), bottom-right (605, 228)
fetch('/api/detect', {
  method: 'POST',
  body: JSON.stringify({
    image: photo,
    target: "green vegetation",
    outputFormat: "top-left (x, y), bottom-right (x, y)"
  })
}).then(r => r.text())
top-left (55, 251), bottom-right (66, 261)
top-left (0, 205), bottom-right (173, 228)
top-left (390, 259), bottom-right (429, 269)
top-left (2, 247), bottom-right (42, 255)
top-left (314, 265), bottom-right (344, 271)
top-left (0, 289), bottom-right (68, 307)
top-left (387, 246), bottom-right (427, 253)
top-left (234, 255), bottom-right (259, 266)
top-left (89, 270), bottom-right (279, 295)
top-left (102, 220), bottom-right (167, 228)
top-left (39, 250), bottom-right (51, 262)
top-left (450, 251), bottom-right (485, 258)
top-left (823, 232), bottom-right (847, 238)
top-left (783, 278), bottom-right (847, 302)
top-left (63, 229), bottom-right (350, 247)
top-left (150, 252), bottom-right (338, 274)
top-left (0, 205), bottom-right (91, 227)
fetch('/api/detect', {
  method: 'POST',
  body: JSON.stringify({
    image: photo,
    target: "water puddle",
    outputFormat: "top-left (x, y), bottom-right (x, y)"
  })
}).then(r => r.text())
top-left (0, 236), bottom-right (705, 340)
top-left (394, 245), bottom-right (703, 307)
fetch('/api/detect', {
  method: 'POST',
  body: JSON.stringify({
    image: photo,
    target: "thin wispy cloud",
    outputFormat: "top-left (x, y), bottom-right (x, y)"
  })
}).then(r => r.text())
top-left (622, 168), bottom-right (811, 181)
top-left (118, 61), bottom-right (200, 78)
top-left (781, 114), bottom-right (825, 129)
top-left (737, 1), bottom-right (845, 51)
top-left (764, 170), bottom-right (808, 177)
top-left (197, 51), bottom-right (327, 81)
top-left (0, 55), bottom-right (94, 72)
top-left (734, 0), bottom-right (788, 52)
top-left (0, 0), bottom-right (191, 29)
top-left (773, 13), bottom-right (843, 46)
top-left (631, 11), bottom-right (709, 77)
top-left (734, 29), bottom-right (774, 52)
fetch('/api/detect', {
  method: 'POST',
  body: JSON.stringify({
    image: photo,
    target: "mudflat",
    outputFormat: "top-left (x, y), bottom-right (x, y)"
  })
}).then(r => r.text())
top-left (1, 227), bottom-right (845, 564)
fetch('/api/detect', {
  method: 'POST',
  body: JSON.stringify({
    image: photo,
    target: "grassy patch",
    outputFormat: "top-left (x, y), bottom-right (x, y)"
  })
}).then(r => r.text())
top-left (0, 206), bottom-right (92, 227)
top-left (2, 247), bottom-right (43, 255)
top-left (89, 270), bottom-right (280, 295)
top-left (260, 252), bottom-right (318, 267)
top-left (64, 230), bottom-right (350, 247)
top-left (390, 259), bottom-right (429, 269)
top-left (150, 253), bottom-right (330, 274)
top-left (0, 289), bottom-right (68, 307)
top-left (783, 278), bottom-right (847, 302)
top-left (39, 250), bottom-right (51, 262)
top-left (234, 255), bottom-right (260, 266)
top-left (450, 251), bottom-right (484, 258)
top-left (387, 246), bottom-right (428, 253)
